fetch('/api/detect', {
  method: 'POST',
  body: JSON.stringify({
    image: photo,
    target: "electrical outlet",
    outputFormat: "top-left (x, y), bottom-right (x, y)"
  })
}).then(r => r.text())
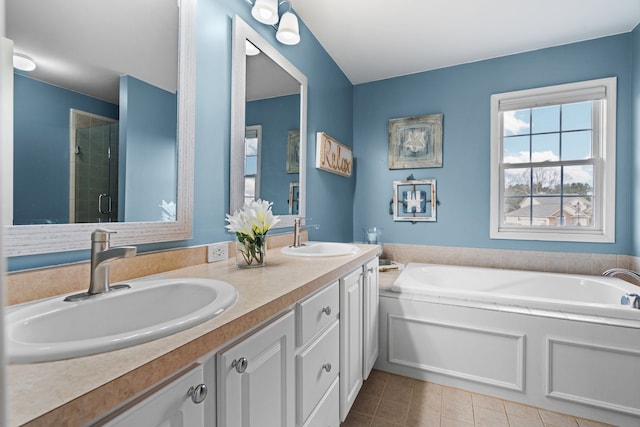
top-left (207, 242), bottom-right (228, 263)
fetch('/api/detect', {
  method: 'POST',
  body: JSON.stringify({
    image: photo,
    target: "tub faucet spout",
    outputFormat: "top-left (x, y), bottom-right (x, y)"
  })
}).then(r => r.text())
top-left (602, 268), bottom-right (640, 283)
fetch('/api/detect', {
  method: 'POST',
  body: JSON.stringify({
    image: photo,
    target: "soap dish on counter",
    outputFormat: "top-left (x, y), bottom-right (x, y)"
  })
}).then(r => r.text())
top-left (378, 259), bottom-right (404, 272)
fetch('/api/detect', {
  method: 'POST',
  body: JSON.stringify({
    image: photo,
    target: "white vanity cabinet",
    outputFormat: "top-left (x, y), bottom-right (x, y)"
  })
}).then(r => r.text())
top-left (295, 281), bottom-right (340, 427)
top-left (362, 257), bottom-right (379, 380)
top-left (339, 267), bottom-right (364, 421)
top-left (339, 257), bottom-right (380, 422)
top-left (217, 310), bottom-right (296, 427)
top-left (98, 364), bottom-right (209, 427)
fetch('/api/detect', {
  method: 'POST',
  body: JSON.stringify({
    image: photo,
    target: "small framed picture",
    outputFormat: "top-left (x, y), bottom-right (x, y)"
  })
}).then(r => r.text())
top-left (286, 130), bottom-right (300, 173)
top-left (288, 182), bottom-right (299, 215)
top-left (392, 179), bottom-right (437, 222)
top-left (388, 114), bottom-right (443, 169)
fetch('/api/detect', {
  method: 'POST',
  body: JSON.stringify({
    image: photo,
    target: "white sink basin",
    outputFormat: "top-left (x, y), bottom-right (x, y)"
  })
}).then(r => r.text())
top-left (6, 278), bottom-right (237, 364)
top-left (280, 242), bottom-right (360, 257)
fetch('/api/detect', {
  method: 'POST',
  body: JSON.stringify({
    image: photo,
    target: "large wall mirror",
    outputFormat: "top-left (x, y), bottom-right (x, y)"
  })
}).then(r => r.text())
top-left (3, 0), bottom-right (195, 256)
top-left (230, 16), bottom-right (307, 228)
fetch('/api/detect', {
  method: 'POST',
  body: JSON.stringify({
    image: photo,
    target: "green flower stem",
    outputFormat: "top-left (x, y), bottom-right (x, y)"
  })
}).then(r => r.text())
top-left (237, 232), bottom-right (266, 266)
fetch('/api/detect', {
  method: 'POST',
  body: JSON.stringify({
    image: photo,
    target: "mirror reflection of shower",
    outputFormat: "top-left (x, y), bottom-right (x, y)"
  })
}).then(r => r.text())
top-left (69, 109), bottom-right (119, 223)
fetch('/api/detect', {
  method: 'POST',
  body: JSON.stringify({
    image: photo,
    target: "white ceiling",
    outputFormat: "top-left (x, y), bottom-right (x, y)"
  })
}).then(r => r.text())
top-left (290, 0), bottom-right (640, 84)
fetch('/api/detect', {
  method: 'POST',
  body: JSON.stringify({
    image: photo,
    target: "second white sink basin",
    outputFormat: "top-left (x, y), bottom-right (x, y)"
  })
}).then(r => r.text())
top-left (280, 242), bottom-right (360, 257)
top-left (6, 277), bottom-right (237, 364)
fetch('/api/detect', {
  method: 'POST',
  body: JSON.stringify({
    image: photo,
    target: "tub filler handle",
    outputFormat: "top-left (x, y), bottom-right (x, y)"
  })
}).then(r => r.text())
top-left (621, 293), bottom-right (640, 309)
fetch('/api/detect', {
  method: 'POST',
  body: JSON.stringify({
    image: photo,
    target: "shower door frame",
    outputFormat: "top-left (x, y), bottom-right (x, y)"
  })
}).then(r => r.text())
top-left (69, 109), bottom-right (119, 224)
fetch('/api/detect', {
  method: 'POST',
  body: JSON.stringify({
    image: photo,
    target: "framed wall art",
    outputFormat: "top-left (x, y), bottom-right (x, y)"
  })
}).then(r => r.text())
top-left (392, 179), bottom-right (437, 222)
top-left (388, 113), bottom-right (443, 169)
top-left (315, 132), bottom-right (353, 177)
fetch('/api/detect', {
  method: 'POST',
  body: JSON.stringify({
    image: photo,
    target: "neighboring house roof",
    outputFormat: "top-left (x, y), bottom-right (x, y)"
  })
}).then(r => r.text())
top-left (508, 196), bottom-right (592, 219)
top-left (518, 196), bottom-right (591, 208)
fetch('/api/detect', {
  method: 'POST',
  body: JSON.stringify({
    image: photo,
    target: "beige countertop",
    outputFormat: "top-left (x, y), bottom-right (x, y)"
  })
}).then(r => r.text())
top-left (7, 244), bottom-right (380, 427)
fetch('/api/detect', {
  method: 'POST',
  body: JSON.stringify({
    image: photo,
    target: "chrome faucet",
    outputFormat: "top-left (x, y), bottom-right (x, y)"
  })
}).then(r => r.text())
top-left (603, 268), bottom-right (640, 309)
top-left (602, 268), bottom-right (640, 283)
top-left (64, 229), bottom-right (137, 302)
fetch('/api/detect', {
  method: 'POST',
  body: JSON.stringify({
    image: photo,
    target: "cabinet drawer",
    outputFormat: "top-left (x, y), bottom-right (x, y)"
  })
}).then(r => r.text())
top-left (297, 281), bottom-right (339, 346)
top-left (297, 320), bottom-right (339, 424)
top-left (302, 377), bottom-right (339, 427)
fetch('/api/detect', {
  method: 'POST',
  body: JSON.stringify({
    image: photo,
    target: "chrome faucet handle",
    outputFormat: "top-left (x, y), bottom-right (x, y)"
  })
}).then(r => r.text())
top-left (622, 293), bottom-right (640, 309)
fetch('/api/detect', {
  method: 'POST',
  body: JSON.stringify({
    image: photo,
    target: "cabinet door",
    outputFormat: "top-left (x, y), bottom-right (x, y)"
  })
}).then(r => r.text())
top-left (101, 364), bottom-right (207, 427)
top-left (217, 310), bottom-right (295, 427)
top-left (339, 268), bottom-right (363, 422)
top-left (362, 257), bottom-right (379, 380)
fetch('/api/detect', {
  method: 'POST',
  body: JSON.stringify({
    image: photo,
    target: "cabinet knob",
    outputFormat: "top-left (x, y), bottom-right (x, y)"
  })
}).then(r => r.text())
top-left (187, 383), bottom-right (208, 404)
top-left (321, 306), bottom-right (332, 316)
top-left (322, 363), bottom-right (332, 373)
top-left (232, 357), bottom-right (248, 373)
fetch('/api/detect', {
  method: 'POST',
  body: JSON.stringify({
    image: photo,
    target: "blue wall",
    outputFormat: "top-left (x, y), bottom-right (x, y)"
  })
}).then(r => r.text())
top-left (353, 34), bottom-right (634, 255)
top-left (246, 94), bottom-right (300, 215)
top-left (119, 75), bottom-right (177, 222)
top-left (13, 73), bottom-right (118, 225)
top-left (632, 24), bottom-right (640, 256)
top-left (189, 0), bottom-right (354, 248)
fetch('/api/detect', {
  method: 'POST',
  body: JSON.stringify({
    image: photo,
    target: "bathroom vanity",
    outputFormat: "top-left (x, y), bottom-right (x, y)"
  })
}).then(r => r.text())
top-left (6, 244), bottom-right (380, 426)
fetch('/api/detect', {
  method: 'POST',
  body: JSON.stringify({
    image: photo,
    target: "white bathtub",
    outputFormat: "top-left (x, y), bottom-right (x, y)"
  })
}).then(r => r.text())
top-left (376, 263), bottom-right (640, 426)
top-left (391, 263), bottom-right (640, 323)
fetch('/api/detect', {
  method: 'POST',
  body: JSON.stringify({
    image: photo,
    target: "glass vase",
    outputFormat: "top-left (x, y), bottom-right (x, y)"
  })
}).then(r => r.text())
top-left (235, 239), bottom-right (266, 268)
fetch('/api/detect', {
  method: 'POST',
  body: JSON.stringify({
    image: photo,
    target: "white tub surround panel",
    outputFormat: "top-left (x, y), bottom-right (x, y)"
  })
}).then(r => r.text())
top-left (377, 263), bottom-right (640, 427)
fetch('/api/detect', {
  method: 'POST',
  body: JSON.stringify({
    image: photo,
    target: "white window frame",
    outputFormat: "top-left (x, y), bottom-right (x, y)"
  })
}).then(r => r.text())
top-left (489, 77), bottom-right (616, 243)
top-left (244, 124), bottom-right (262, 205)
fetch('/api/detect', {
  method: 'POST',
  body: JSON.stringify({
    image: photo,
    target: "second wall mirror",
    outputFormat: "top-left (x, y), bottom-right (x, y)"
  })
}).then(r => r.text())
top-left (230, 16), bottom-right (307, 228)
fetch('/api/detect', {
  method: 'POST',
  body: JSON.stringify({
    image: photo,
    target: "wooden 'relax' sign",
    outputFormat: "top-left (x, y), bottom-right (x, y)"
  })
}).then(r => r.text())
top-left (315, 132), bottom-right (352, 177)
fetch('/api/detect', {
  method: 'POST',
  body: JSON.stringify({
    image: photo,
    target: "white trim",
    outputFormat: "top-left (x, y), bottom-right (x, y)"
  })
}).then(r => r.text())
top-left (387, 314), bottom-right (526, 391)
top-left (244, 124), bottom-right (262, 202)
top-left (490, 77), bottom-right (616, 243)
top-left (4, 0), bottom-right (196, 256)
top-left (546, 337), bottom-right (640, 416)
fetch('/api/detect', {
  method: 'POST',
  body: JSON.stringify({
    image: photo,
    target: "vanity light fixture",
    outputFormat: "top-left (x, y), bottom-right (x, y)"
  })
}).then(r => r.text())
top-left (13, 53), bottom-right (36, 72)
top-left (248, 0), bottom-right (301, 46)
top-left (251, 0), bottom-right (278, 25)
top-left (275, 10), bottom-right (300, 45)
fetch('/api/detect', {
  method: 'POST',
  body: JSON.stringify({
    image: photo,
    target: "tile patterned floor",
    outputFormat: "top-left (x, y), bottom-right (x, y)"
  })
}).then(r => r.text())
top-left (341, 370), bottom-right (613, 427)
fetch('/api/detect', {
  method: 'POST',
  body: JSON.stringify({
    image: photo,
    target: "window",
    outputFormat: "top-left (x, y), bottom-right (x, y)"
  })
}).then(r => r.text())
top-left (490, 78), bottom-right (616, 242)
top-left (244, 125), bottom-right (262, 206)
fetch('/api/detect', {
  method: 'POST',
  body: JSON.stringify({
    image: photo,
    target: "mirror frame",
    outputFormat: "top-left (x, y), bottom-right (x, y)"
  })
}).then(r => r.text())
top-left (3, 0), bottom-right (196, 257)
top-left (230, 16), bottom-right (307, 228)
